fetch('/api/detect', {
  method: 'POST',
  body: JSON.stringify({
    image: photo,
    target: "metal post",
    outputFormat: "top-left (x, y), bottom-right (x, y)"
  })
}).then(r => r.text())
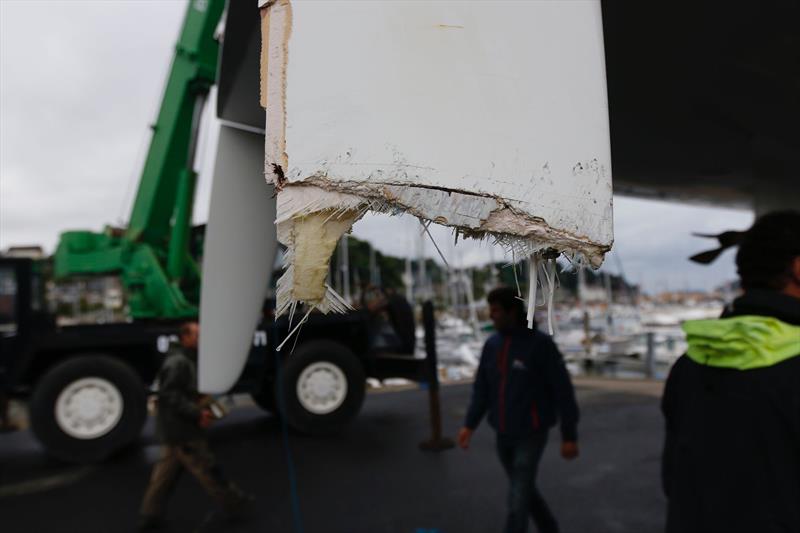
top-left (404, 256), bottom-right (414, 303)
top-left (448, 269), bottom-right (459, 315)
top-left (462, 270), bottom-right (480, 338)
top-left (353, 268), bottom-right (362, 304)
top-left (603, 271), bottom-right (614, 332)
top-left (419, 301), bottom-right (454, 452)
top-left (369, 245), bottom-right (381, 286)
top-left (577, 265), bottom-right (592, 363)
top-left (417, 232), bottom-right (427, 301)
top-left (645, 331), bottom-right (656, 378)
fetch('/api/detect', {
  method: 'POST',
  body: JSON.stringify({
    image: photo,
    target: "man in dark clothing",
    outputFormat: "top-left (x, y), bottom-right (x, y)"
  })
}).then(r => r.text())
top-left (139, 322), bottom-right (251, 531)
top-left (662, 211), bottom-right (800, 533)
top-left (363, 285), bottom-right (416, 355)
top-left (458, 287), bottom-right (580, 533)
top-left (383, 288), bottom-right (416, 354)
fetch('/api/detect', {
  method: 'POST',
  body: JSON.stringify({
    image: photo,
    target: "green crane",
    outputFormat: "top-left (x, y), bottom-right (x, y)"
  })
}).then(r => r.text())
top-left (53, 0), bottom-right (226, 319)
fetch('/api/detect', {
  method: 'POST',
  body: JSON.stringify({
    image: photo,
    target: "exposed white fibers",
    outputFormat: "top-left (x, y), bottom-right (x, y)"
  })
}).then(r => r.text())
top-left (275, 182), bottom-right (601, 322)
top-left (543, 258), bottom-right (557, 335)
top-left (512, 249), bottom-right (522, 298)
top-left (420, 218), bottom-right (450, 269)
top-left (276, 307), bottom-right (312, 352)
top-left (527, 255), bottom-right (539, 329)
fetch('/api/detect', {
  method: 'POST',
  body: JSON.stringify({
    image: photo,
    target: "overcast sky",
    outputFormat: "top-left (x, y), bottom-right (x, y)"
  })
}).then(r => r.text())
top-left (1, 0), bottom-right (754, 293)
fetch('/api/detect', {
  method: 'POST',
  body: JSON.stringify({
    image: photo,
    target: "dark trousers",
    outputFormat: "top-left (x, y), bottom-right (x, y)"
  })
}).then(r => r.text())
top-left (496, 431), bottom-right (559, 533)
top-left (140, 439), bottom-right (246, 520)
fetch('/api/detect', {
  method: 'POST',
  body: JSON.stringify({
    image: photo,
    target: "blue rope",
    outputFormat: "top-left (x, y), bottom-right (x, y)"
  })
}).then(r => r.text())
top-left (275, 349), bottom-right (305, 533)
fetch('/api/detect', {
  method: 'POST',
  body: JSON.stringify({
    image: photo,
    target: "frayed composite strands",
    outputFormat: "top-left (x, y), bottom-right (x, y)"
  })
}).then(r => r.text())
top-left (541, 258), bottom-right (558, 335)
top-left (527, 254), bottom-right (539, 329)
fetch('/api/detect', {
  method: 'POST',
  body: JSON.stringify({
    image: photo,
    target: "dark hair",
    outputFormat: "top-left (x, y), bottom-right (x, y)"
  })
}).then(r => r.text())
top-left (487, 286), bottom-right (527, 324)
top-left (736, 211), bottom-right (800, 291)
top-left (179, 321), bottom-right (198, 338)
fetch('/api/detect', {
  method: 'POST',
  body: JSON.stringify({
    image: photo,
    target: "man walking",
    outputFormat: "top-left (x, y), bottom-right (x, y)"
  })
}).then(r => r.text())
top-left (139, 322), bottom-right (252, 531)
top-left (458, 287), bottom-right (579, 533)
top-left (662, 211), bottom-right (800, 533)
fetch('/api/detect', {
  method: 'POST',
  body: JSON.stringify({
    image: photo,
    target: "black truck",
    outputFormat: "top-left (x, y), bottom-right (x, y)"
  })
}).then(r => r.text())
top-left (0, 256), bottom-right (424, 463)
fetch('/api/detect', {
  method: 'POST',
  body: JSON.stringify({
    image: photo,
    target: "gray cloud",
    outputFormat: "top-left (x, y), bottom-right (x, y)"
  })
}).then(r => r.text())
top-left (1, 1), bottom-right (753, 293)
top-left (1, 1), bottom-right (184, 246)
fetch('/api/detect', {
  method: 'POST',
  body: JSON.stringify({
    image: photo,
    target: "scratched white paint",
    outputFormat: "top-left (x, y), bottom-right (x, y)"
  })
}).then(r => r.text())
top-left (263, 0), bottom-right (613, 313)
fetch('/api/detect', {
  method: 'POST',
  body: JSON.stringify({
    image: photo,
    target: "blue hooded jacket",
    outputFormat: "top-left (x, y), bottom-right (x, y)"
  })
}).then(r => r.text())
top-left (465, 327), bottom-right (579, 441)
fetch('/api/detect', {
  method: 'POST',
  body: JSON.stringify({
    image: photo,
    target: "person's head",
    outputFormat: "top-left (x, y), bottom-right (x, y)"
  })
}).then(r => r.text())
top-left (736, 211), bottom-right (800, 298)
top-left (179, 321), bottom-right (199, 350)
top-left (487, 286), bottom-right (526, 333)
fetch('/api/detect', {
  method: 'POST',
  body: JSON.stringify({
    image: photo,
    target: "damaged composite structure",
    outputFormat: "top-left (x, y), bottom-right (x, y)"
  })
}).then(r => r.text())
top-left (260, 0), bottom-right (613, 325)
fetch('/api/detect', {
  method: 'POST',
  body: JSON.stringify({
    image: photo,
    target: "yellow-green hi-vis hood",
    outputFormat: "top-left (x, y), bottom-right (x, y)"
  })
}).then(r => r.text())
top-left (682, 316), bottom-right (800, 370)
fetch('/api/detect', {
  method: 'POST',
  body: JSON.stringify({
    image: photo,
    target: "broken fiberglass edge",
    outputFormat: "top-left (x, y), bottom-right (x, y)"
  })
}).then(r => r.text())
top-left (260, 0), bottom-right (613, 323)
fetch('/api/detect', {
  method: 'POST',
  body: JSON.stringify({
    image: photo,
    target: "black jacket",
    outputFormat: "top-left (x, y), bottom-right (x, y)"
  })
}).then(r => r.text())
top-left (662, 290), bottom-right (800, 533)
top-left (385, 294), bottom-right (416, 354)
top-left (155, 347), bottom-right (204, 444)
top-left (465, 327), bottom-right (579, 442)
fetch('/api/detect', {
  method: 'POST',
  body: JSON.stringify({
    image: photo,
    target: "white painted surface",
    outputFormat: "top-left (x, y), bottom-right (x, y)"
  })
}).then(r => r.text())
top-left (275, 0), bottom-right (612, 249)
top-left (199, 125), bottom-right (276, 393)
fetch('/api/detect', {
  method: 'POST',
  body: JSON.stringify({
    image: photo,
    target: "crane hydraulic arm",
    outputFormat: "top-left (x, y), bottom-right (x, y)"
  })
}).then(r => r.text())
top-left (53, 0), bottom-right (225, 319)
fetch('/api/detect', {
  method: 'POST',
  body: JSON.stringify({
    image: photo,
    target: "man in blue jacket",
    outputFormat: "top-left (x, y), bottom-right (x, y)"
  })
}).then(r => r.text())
top-left (458, 287), bottom-right (579, 533)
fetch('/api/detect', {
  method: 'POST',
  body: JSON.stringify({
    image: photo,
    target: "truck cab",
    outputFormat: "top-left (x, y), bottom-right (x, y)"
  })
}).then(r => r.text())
top-left (1, 257), bottom-right (175, 462)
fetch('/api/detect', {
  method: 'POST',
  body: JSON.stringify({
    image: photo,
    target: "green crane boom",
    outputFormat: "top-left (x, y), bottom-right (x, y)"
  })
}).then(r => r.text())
top-left (54, 0), bottom-right (226, 319)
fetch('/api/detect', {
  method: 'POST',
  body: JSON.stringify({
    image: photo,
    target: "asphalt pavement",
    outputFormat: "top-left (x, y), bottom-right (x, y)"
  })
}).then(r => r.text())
top-left (0, 379), bottom-right (666, 533)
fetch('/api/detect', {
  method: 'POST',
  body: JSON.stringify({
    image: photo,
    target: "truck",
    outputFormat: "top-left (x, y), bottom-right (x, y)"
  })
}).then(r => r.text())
top-left (0, 0), bottom-right (424, 463)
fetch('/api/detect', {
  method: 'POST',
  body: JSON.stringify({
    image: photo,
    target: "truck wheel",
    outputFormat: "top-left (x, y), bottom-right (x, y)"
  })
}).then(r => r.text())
top-left (277, 340), bottom-right (365, 435)
top-left (29, 356), bottom-right (147, 463)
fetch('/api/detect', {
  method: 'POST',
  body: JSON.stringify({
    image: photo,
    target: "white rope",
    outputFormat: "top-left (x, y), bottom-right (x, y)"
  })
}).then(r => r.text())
top-left (419, 219), bottom-right (450, 269)
top-left (527, 254), bottom-right (539, 329)
top-left (544, 259), bottom-right (556, 335)
top-left (276, 307), bottom-right (313, 352)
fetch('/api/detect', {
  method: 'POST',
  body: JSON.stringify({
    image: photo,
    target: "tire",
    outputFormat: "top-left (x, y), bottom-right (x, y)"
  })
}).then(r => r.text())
top-left (29, 355), bottom-right (147, 463)
top-left (277, 340), bottom-right (366, 436)
top-left (251, 379), bottom-right (277, 415)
